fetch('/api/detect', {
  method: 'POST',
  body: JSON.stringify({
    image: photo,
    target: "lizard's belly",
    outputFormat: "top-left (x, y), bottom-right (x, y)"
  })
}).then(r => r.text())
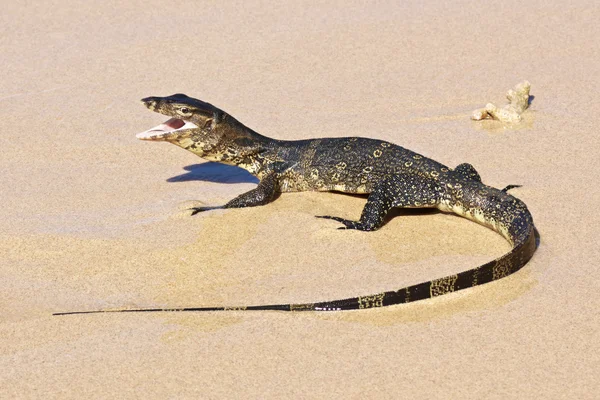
top-left (437, 200), bottom-right (510, 242)
top-left (278, 172), bottom-right (371, 194)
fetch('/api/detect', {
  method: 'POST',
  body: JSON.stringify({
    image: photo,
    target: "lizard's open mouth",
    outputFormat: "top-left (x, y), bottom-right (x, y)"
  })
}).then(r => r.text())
top-left (136, 118), bottom-right (199, 141)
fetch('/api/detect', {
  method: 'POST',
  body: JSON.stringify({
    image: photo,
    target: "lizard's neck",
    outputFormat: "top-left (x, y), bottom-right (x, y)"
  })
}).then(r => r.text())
top-left (171, 114), bottom-right (280, 175)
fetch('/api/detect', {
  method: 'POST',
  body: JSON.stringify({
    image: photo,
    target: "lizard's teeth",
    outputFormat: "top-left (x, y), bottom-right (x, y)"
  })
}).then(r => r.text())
top-left (180, 121), bottom-right (199, 129)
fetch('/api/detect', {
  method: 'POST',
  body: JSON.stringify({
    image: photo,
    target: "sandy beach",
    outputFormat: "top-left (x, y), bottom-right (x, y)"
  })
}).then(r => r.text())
top-left (2, 0), bottom-right (599, 398)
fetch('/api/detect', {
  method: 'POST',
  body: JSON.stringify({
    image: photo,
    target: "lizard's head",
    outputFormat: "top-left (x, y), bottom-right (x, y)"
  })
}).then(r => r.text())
top-left (136, 93), bottom-right (222, 142)
top-left (137, 93), bottom-right (266, 165)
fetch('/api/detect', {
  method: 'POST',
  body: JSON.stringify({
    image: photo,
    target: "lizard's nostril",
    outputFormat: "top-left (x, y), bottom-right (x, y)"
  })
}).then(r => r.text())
top-left (141, 97), bottom-right (158, 107)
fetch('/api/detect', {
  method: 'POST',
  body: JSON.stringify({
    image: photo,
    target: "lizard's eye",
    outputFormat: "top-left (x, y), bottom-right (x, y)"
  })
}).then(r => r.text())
top-left (177, 107), bottom-right (191, 116)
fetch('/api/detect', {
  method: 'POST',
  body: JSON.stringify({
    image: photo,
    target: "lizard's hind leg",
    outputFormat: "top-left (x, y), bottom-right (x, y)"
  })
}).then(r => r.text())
top-left (317, 174), bottom-right (441, 231)
top-left (454, 163), bottom-right (482, 182)
top-left (454, 163), bottom-right (521, 193)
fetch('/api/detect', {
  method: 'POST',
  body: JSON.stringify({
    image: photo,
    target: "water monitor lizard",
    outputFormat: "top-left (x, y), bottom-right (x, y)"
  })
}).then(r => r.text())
top-left (55, 93), bottom-right (538, 315)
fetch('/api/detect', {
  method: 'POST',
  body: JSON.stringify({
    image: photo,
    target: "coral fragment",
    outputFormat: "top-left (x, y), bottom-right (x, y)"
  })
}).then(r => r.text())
top-left (472, 81), bottom-right (531, 123)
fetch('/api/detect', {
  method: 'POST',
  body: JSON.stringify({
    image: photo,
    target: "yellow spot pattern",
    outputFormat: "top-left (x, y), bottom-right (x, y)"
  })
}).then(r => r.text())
top-left (430, 275), bottom-right (458, 296)
top-left (492, 259), bottom-right (512, 280)
top-left (290, 303), bottom-right (315, 311)
top-left (358, 293), bottom-right (385, 308)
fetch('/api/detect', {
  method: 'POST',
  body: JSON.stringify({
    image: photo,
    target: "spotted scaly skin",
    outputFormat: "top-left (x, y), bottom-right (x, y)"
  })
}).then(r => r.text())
top-left (54, 94), bottom-right (537, 316)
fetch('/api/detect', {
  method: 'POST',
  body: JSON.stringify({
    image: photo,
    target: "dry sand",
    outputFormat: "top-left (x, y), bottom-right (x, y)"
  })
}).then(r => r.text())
top-left (2, 0), bottom-right (599, 398)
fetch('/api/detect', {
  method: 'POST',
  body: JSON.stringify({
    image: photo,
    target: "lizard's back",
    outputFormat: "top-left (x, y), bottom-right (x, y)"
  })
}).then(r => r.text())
top-left (273, 137), bottom-right (448, 193)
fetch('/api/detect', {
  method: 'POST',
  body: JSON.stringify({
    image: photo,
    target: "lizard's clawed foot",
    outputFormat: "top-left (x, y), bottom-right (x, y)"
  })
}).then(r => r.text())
top-left (315, 215), bottom-right (373, 231)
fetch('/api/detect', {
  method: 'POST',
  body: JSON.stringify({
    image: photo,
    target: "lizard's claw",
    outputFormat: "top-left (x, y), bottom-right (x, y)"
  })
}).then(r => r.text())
top-left (190, 207), bottom-right (209, 216)
top-left (315, 215), bottom-right (365, 230)
top-left (501, 184), bottom-right (522, 192)
top-left (189, 206), bottom-right (222, 215)
top-left (315, 215), bottom-right (346, 223)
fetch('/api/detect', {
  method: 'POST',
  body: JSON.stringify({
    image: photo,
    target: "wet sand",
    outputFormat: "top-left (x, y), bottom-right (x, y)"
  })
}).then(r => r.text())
top-left (1, 0), bottom-right (599, 398)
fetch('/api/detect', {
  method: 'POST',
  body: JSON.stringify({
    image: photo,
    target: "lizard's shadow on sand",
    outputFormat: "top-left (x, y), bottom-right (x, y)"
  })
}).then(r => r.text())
top-left (166, 165), bottom-right (440, 225)
top-left (167, 162), bottom-right (259, 184)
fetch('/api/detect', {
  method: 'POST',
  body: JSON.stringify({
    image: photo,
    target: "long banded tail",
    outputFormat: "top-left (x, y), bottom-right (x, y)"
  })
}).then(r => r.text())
top-left (53, 221), bottom-right (537, 316)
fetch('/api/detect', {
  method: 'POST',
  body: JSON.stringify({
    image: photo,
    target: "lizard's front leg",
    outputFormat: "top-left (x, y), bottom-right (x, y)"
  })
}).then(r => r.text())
top-left (317, 173), bottom-right (441, 231)
top-left (190, 172), bottom-right (279, 215)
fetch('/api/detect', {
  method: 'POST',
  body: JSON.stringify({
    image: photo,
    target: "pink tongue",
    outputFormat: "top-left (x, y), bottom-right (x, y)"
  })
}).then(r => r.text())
top-left (166, 118), bottom-right (185, 129)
